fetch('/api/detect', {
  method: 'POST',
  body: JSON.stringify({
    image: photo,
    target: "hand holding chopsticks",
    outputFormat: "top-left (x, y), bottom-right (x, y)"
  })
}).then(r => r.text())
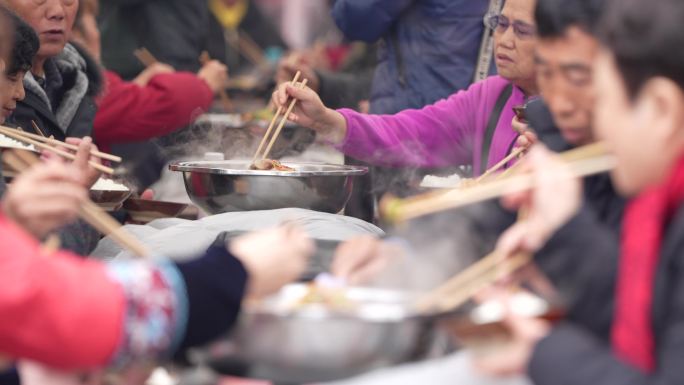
top-left (382, 142), bottom-right (613, 223)
top-left (199, 51), bottom-right (233, 112)
top-left (2, 150), bottom-right (150, 258)
top-left (253, 72), bottom-right (310, 163)
top-left (0, 125), bottom-right (119, 174)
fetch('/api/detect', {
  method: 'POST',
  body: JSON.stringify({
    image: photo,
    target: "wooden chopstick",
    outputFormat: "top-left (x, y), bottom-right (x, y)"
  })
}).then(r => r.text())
top-left (0, 126), bottom-right (115, 174)
top-left (493, 142), bottom-right (608, 182)
top-left (225, 30), bottom-right (267, 68)
top-left (3, 150), bottom-right (150, 258)
top-left (30, 120), bottom-right (47, 137)
top-left (238, 32), bottom-right (267, 67)
top-left (476, 146), bottom-right (526, 183)
top-left (134, 47), bottom-right (158, 67)
top-left (261, 79), bottom-right (309, 161)
top-left (199, 51), bottom-right (234, 112)
top-left (79, 200), bottom-right (150, 258)
top-left (416, 252), bottom-right (532, 313)
top-left (252, 71), bottom-right (301, 162)
top-left (382, 145), bottom-right (615, 223)
top-left (8, 125), bottom-right (121, 162)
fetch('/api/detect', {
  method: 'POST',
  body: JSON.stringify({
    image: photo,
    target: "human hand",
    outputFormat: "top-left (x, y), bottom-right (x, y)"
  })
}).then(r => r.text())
top-left (497, 146), bottom-right (582, 255)
top-left (133, 62), bottom-right (175, 87)
top-left (512, 116), bottom-right (538, 152)
top-left (331, 236), bottom-right (403, 285)
top-left (197, 60), bottom-right (229, 94)
top-left (275, 54), bottom-right (320, 92)
top-left (472, 311), bottom-right (551, 376)
top-left (2, 160), bottom-right (87, 238)
top-left (272, 81), bottom-right (347, 143)
top-left (230, 225), bottom-right (314, 298)
top-left (42, 136), bottom-right (102, 189)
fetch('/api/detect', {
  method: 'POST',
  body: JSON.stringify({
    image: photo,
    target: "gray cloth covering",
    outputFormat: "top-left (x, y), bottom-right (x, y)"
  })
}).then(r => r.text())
top-left (91, 208), bottom-right (384, 261)
top-left (323, 351), bottom-right (530, 385)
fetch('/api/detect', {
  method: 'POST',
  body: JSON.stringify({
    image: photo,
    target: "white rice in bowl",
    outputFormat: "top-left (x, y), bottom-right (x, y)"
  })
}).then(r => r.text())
top-left (0, 133), bottom-right (36, 151)
top-left (91, 177), bottom-right (129, 191)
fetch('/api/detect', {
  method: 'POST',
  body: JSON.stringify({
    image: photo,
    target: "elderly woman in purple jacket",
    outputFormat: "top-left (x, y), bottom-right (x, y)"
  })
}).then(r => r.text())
top-left (273, 0), bottom-right (538, 177)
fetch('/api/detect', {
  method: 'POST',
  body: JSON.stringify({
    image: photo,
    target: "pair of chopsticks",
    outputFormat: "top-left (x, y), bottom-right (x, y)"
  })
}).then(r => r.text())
top-left (199, 51), bottom-right (234, 112)
top-left (3, 150), bottom-right (150, 258)
top-left (415, 249), bottom-right (532, 313)
top-left (226, 30), bottom-right (268, 68)
top-left (417, 208), bottom-right (533, 313)
top-left (0, 125), bottom-right (119, 174)
top-left (476, 146), bottom-right (526, 183)
top-left (382, 142), bottom-right (612, 223)
top-left (252, 71), bottom-right (309, 162)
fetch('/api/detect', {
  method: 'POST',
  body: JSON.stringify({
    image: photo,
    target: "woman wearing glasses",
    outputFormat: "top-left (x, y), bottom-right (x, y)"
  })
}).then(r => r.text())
top-left (272, 0), bottom-right (538, 178)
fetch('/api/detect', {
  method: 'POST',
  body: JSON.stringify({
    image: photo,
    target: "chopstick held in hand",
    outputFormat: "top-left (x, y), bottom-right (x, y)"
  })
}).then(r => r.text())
top-left (2, 150), bottom-right (150, 258)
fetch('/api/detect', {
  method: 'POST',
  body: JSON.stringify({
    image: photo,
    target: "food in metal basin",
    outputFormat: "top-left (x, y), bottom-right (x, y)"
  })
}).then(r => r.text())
top-left (250, 159), bottom-right (295, 171)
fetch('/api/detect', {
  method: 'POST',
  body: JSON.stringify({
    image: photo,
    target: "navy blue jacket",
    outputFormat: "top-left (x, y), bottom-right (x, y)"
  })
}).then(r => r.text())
top-left (332, 0), bottom-right (490, 114)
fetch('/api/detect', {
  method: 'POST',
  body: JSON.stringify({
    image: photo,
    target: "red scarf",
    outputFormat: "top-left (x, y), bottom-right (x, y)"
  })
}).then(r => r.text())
top-left (612, 157), bottom-right (684, 372)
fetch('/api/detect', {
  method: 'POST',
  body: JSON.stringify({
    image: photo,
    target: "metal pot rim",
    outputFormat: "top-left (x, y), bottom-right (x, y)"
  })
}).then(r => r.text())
top-left (241, 306), bottom-right (449, 323)
top-left (169, 160), bottom-right (368, 177)
top-left (240, 284), bottom-right (455, 323)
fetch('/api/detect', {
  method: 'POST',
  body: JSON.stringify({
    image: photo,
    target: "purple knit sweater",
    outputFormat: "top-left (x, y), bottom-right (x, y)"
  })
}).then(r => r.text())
top-left (335, 76), bottom-right (526, 176)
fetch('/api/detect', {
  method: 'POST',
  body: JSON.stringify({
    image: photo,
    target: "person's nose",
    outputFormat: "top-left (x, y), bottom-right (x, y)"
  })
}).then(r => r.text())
top-left (14, 82), bottom-right (26, 102)
top-left (45, 0), bottom-right (66, 21)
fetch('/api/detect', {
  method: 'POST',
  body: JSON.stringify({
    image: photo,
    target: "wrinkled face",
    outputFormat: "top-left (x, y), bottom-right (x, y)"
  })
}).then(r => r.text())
top-left (593, 50), bottom-right (684, 195)
top-left (0, 70), bottom-right (26, 123)
top-left (494, 0), bottom-right (538, 91)
top-left (536, 27), bottom-right (598, 146)
top-left (4, 0), bottom-right (78, 59)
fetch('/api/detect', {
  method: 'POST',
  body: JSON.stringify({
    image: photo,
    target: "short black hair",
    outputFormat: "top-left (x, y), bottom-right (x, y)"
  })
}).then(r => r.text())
top-left (600, 0), bottom-right (684, 98)
top-left (535, 0), bottom-right (605, 39)
top-left (0, 6), bottom-right (38, 76)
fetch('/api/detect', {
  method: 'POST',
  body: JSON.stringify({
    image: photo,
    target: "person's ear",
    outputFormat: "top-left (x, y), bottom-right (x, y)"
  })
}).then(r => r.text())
top-left (635, 77), bottom-right (684, 148)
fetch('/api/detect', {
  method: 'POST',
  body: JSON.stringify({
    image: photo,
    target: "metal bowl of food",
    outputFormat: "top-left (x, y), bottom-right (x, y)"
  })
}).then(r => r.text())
top-left (212, 283), bottom-right (453, 383)
top-left (169, 160), bottom-right (367, 214)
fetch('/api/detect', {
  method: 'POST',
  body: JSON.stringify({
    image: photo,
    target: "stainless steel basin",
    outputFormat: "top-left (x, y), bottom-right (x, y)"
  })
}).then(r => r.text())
top-left (169, 160), bottom-right (368, 214)
top-left (213, 283), bottom-right (453, 383)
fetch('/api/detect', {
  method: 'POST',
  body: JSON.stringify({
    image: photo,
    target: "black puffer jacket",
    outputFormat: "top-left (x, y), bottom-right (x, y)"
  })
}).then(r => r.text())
top-left (9, 43), bottom-right (103, 140)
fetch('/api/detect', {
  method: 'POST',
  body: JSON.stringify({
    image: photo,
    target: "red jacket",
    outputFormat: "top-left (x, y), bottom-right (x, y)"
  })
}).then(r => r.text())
top-left (0, 215), bottom-right (124, 368)
top-left (0, 214), bottom-right (188, 370)
top-left (94, 71), bottom-right (213, 149)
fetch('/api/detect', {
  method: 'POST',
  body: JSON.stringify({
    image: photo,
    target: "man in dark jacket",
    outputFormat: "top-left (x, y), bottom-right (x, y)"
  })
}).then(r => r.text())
top-left (99, 0), bottom-right (217, 80)
top-left (480, 0), bottom-right (684, 381)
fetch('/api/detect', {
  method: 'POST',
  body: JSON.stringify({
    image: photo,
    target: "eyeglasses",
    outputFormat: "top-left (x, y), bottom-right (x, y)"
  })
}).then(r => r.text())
top-left (484, 14), bottom-right (537, 39)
